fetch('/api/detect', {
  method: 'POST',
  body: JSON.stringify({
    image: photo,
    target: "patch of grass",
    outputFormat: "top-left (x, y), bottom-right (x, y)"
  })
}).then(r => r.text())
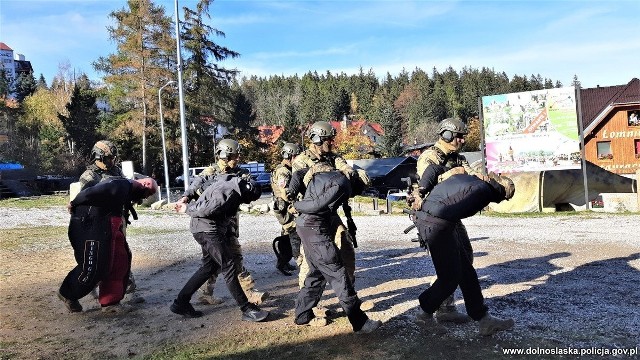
top-left (0, 341), bottom-right (19, 359)
top-left (480, 209), bottom-right (623, 218)
top-left (143, 322), bottom-right (521, 360)
top-left (0, 226), bottom-right (67, 250)
top-left (0, 195), bottom-right (68, 208)
top-left (127, 227), bottom-right (185, 236)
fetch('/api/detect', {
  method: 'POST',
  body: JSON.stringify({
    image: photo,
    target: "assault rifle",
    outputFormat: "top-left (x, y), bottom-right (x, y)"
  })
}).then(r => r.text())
top-left (344, 203), bottom-right (358, 248)
top-left (401, 175), bottom-right (429, 255)
top-left (402, 208), bottom-right (429, 254)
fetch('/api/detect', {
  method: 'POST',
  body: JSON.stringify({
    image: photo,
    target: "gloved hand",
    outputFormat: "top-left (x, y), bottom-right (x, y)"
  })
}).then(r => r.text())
top-left (272, 197), bottom-right (285, 212)
top-left (438, 166), bottom-right (466, 182)
top-left (287, 204), bottom-right (298, 215)
top-left (406, 194), bottom-right (415, 207)
top-left (410, 195), bottom-right (423, 211)
top-left (474, 173), bottom-right (491, 182)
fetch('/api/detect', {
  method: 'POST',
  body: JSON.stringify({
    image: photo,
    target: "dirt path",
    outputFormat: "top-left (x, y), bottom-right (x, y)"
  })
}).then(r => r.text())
top-left (1, 209), bottom-right (639, 359)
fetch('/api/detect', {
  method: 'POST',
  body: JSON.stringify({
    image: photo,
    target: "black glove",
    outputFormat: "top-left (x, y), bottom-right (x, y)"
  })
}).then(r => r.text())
top-left (273, 197), bottom-right (287, 212)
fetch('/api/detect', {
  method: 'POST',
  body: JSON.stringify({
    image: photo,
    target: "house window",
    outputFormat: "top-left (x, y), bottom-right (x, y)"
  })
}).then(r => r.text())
top-left (635, 139), bottom-right (640, 159)
top-left (629, 110), bottom-right (640, 126)
top-left (597, 141), bottom-right (613, 160)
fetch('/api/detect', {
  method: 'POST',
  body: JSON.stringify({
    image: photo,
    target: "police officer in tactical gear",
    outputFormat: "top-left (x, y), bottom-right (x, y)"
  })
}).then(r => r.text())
top-left (172, 175), bottom-right (269, 322)
top-left (289, 121), bottom-right (374, 312)
top-left (411, 118), bottom-right (476, 324)
top-left (291, 121), bottom-right (353, 176)
top-left (413, 165), bottom-right (515, 336)
top-left (79, 140), bottom-right (124, 188)
top-left (78, 140), bottom-right (143, 305)
top-left (291, 166), bottom-right (381, 332)
top-left (290, 122), bottom-right (355, 285)
top-left (177, 138), bottom-right (268, 306)
top-left (271, 142), bottom-right (303, 275)
top-left (59, 177), bottom-right (157, 313)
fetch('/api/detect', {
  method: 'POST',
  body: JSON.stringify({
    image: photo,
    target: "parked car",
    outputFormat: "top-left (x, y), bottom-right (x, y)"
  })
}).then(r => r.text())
top-left (251, 172), bottom-right (271, 192)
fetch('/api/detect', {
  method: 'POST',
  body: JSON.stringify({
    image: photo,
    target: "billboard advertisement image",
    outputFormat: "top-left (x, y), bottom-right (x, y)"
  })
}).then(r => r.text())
top-left (482, 87), bottom-right (581, 173)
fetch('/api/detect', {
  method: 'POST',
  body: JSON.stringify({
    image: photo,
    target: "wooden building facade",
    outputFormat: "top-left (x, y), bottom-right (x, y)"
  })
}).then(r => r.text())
top-left (582, 78), bottom-right (640, 175)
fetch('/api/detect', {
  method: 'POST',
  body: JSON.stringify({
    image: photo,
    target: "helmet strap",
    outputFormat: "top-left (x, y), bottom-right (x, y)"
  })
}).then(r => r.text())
top-left (437, 138), bottom-right (459, 153)
top-left (309, 143), bottom-right (325, 158)
top-left (217, 159), bottom-right (231, 173)
top-left (95, 159), bottom-right (108, 171)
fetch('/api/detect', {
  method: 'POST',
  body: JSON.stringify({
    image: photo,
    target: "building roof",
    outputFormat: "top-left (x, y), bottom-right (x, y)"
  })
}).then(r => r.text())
top-left (257, 125), bottom-right (284, 145)
top-left (347, 156), bottom-right (416, 178)
top-left (0, 42), bottom-right (12, 51)
top-left (401, 142), bottom-right (434, 155)
top-left (582, 78), bottom-right (640, 134)
top-left (330, 119), bottom-right (384, 136)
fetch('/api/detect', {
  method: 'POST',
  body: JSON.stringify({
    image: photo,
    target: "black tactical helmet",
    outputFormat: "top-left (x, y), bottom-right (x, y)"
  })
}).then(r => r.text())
top-left (438, 118), bottom-right (468, 142)
top-left (281, 142), bottom-right (301, 159)
top-left (91, 140), bottom-right (118, 161)
top-left (216, 138), bottom-right (241, 159)
top-left (307, 121), bottom-right (337, 144)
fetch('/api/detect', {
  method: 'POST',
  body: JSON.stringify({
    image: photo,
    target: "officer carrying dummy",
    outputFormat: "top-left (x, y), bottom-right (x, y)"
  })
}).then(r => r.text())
top-left (412, 165), bottom-right (516, 336)
top-left (289, 162), bottom-right (381, 333)
top-left (177, 138), bottom-right (268, 306)
top-left (58, 177), bottom-right (157, 313)
top-left (171, 175), bottom-right (269, 322)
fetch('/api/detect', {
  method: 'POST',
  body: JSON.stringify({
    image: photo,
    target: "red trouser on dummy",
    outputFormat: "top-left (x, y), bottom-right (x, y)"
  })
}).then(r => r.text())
top-left (98, 216), bottom-right (131, 306)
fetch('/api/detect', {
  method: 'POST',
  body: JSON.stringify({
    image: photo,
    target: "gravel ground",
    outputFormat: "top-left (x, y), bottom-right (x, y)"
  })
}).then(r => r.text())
top-left (1, 205), bottom-right (639, 359)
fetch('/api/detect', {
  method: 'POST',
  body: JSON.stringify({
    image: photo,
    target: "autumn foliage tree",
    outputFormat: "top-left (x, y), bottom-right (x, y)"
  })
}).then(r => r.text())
top-left (463, 116), bottom-right (481, 152)
top-left (333, 125), bottom-right (374, 160)
top-left (94, 0), bottom-right (175, 174)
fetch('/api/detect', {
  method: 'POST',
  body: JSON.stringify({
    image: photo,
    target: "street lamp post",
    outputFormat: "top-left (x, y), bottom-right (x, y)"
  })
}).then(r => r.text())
top-left (159, 80), bottom-right (176, 203)
top-left (175, 0), bottom-right (190, 191)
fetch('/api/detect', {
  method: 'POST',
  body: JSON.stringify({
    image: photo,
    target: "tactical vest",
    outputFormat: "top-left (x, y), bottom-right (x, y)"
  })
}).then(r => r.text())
top-left (302, 162), bottom-right (335, 186)
top-left (271, 163), bottom-right (291, 200)
top-left (416, 143), bottom-right (470, 179)
top-left (195, 164), bottom-right (249, 196)
top-left (79, 164), bottom-right (125, 190)
top-left (293, 149), bottom-right (352, 175)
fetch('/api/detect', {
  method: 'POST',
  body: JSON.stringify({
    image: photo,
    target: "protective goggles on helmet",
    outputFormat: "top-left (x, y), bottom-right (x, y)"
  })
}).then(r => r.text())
top-left (218, 152), bottom-right (239, 160)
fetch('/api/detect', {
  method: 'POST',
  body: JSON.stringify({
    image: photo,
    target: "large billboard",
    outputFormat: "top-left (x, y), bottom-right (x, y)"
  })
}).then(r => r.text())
top-left (482, 87), bottom-right (581, 173)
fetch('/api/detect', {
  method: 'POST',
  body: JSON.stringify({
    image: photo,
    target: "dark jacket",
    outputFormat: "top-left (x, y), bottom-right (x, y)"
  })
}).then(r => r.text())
top-left (182, 174), bottom-right (217, 201)
top-left (287, 167), bottom-right (309, 200)
top-left (293, 171), bottom-right (350, 226)
top-left (421, 173), bottom-right (507, 221)
top-left (182, 165), bottom-right (249, 201)
top-left (185, 175), bottom-right (255, 234)
top-left (71, 178), bottom-right (134, 217)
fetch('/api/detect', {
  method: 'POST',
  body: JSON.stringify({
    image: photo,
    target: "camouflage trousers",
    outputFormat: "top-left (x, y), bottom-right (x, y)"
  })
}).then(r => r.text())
top-left (199, 234), bottom-right (256, 295)
top-left (297, 215), bottom-right (356, 289)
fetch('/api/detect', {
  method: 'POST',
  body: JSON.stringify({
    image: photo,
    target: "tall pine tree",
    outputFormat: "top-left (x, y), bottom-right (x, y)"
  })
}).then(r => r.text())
top-left (58, 75), bottom-right (100, 157)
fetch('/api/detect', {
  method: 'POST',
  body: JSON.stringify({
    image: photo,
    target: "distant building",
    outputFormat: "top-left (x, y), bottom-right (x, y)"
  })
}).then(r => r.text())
top-left (0, 42), bottom-right (34, 99)
top-left (1, 42), bottom-right (35, 145)
top-left (257, 125), bottom-right (285, 145)
top-left (330, 117), bottom-right (384, 146)
top-left (582, 78), bottom-right (640, 176)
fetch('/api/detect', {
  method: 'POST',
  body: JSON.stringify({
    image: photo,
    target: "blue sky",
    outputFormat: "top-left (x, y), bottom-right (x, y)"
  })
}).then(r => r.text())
top-left (1, 0), bottom-right (639, 89)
